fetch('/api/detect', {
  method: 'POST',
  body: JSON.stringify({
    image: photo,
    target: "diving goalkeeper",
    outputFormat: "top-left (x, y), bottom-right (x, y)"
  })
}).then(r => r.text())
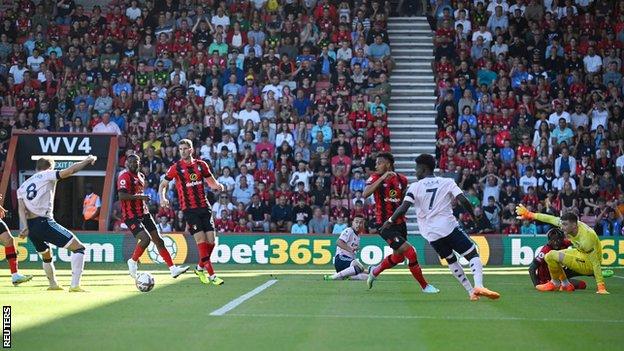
top-left (515, 205), bottom-right (609, 294)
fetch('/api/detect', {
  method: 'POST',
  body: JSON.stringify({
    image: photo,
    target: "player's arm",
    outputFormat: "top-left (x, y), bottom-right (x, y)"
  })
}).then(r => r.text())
top-left (455, 193), bottom-right (475, 218)
top-left (0, 194), bottom-right (6, 218)
top-left (205, 175), bottom-right (225, 192)
top-left (158, 178), bottom-right (171, 208)
top-left (118, 190), bottom-right (150, 202)
top-left (362, 171), bottom-right (393, 198)
top-left (58, 155), bottom-right (97, 179)
top-left (515, 204), bottom-right (561, 227)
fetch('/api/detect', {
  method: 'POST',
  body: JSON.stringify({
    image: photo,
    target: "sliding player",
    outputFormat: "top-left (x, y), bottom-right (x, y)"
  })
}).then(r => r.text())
top-left (529, 228), bottom-right (586, 290)
top-left (381, 154), bottom-right (499, 301)
top-left (0, 194), bottom-right (32, 285)
top-left (17, 156), bottom-right (97, 292)
top-left (159, 139), bottom-right (225, 286)
top-left (363, 152), bottom-right (438, 293)
top-left (119, 154), bottom-right (189, 279)
top-left (324, 215), bottom-right (368, 281)
top-left (516, 205), bottom-right (609, 294)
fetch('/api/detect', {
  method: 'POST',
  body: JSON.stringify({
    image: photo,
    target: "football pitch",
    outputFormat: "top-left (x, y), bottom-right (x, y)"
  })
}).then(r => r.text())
top-left (2, 264), bottom-right (623, 350)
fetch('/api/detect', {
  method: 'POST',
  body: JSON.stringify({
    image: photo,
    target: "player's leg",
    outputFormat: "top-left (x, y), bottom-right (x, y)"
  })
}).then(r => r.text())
top-left (548, 249), bottom-right (594, 292)
top-left (39, 249), bottom-right (62, 290)
top-left (450, 228), bottom-right (499, 299)
top-left (202, 209), bottom-right (223, 285)
top-left (430, 235), bottom-right (475, 300)
top-left (0, 223), bottom-right (33, 285)
top-left (144, 215), bottom-right (189, 278)
top-left (325, 256), bottom-right (364, 280)
top-left (44, 218), bottom-right (87, 292)
top-left (562, 268), bottom-right (587, 289)
top-left (28, 218), bottom-right (61, 289)
top-left (126, 218), bottom-right (150, 278)
top-left (398, 241), bottom-right (437, 292)
top-left (369, 224), bottom-right (406, 279)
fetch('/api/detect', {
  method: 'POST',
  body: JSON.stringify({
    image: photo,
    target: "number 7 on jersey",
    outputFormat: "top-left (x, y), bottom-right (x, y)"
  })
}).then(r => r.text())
top-left (425, 188), bottom-right (437, 209)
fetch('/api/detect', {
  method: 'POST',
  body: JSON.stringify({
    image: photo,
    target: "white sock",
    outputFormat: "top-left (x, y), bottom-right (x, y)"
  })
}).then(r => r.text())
top-left (468, 257), bottom-right (484, 288)
top-left (449, 261), bottom-right (473, 293)
top-left (11, 273), bottom-right (19, 279)
top-left (333, 266), bottom-right (357, 280)
top-left (70, 252), bottom-right (85, 288)
top-left (550, 278), bottom-right (561, 287)
top-left (561, 278), bottom-right (570, 286)
top-left (42, 261), bottom-right (58, 286)
top-left (350, 273), bottom-right (369, 280)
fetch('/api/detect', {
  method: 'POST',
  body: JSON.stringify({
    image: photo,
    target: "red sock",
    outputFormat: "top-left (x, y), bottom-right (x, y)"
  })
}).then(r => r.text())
top-left (373, 253), bottom-right (404, 276)
top-left (574, 280), bottom-right (587, 290)
top-left (131, 245), bottom-right (146, 262)
top-left (404, 246), bottom-right (428, 289)
top-left (197, 242), bottom-right (214, 275)
top-left (5, 245), bottom-right (17, 274)
top-left (158, 247), bottom-right (174, 267)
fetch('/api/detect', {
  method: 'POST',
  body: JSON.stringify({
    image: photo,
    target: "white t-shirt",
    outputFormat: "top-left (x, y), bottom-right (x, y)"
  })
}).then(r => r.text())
top-left (404, 177), bottom-right (463, 242)
top-left (17, 170), bottom-right (60, 218)
top-left (27, 55), bottom-right (45, 72)
top-left (93, 121), bottom-right (122, 135)
top-left (190, 83), bottom-right (206, 97)
top-left (238, 109), bottom-right (260, 125)
top-left (519, 175), bottom-right (538, 193)
top-left (211, 14), bottom-right (230, 28)
top-left (548, 111), bottom-right (570, 126)
top-left (125, 7), bottom-right (141, 20)
top-left (336, 227), bottom-right (360, 259)
top-left (615, 155), bottom-right (624, 175)
top-left (583, 54), bottom-right (602, 73)
top-left (9, 65), bottom-right (28, 84)
top-left (590, 109), bottom-right (608, 131)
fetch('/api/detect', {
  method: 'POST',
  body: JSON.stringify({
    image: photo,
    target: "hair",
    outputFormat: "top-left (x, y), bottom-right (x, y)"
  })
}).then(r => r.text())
top-left (561, 212), bottom-right (578, 223)
top-left (178, 138), bottom-right (193, 149)
top-left (377, 152), bottom-right (394, 165)
top-left (127, 154), bottom-right (140, 161)
top-left (353, 214), bottom-right (365, 220)
top-left (36, 157), bottom-right (55, 171)
top-left (415, 154), bottom-right (436, 172)
top-left (547, 228), bottom-right (565, 242)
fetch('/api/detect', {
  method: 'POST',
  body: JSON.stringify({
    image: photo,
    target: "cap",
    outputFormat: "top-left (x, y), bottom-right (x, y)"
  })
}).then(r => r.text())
top-left (246, 74), bottom-right (254, 80)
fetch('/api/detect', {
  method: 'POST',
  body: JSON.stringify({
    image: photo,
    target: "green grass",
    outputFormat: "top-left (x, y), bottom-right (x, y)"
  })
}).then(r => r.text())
top-left (2, 264), bottom-right (623, 350)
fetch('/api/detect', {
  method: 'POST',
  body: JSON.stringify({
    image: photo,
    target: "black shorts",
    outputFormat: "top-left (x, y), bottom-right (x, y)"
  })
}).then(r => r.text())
top-left (125, 214), bottom-right (158, 237)
top-left (429, 227), bottom-right (475, 261)
top-left (27, 217), bottom-right (75, 253)
top-left (379, 222), bottom-right (408, 250)
top-left (0, 219), bottom-right (9, 234)
top-left (184, 207), bottom-right (215, 235)
top-left (334, 254), bottom-right (353, 272)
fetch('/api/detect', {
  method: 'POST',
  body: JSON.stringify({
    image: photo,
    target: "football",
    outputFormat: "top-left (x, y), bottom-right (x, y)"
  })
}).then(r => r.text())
top-left (135, 273), bottom-right (155, 293)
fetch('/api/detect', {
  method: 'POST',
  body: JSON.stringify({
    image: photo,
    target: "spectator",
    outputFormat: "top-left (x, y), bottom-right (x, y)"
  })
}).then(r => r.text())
top-left (271, 195), bottom-right (293, 232)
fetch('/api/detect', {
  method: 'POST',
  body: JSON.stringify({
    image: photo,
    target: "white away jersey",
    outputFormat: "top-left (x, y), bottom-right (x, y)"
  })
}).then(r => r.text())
top-left (336, 227), bottom-right (360, 259)
top-left (404, 177), bottom-right (463, 242)
top-left (17, 170), bottom-right (60, 218)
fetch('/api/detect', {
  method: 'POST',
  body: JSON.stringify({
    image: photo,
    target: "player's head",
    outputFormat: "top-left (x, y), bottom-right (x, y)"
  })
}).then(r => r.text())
top-left (36, 157), bottom-right (55, 171)
top-left (546, 228), bottom-right (565, 249)
top-left (178, 139), bottom-right (194, 159)
top-left (560, 212), bottom-right (578, 235)
top-left (126, 154), bottom-right (141, 173)
top-left (375, 152), bottom-right (394, 173)
top-left (415, 154), bottom-right (435, 179)
top-left (351, 215), bottom-right (365, 232)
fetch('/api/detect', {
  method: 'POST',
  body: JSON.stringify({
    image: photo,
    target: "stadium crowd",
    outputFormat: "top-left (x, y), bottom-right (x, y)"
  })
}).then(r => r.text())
top-left (431, 0), bottom-right (624, 236)
top-left (0, 0), bottom-right (399, 234)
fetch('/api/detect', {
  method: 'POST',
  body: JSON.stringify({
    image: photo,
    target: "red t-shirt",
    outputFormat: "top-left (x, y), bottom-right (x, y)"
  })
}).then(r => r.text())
top-left (117, 169), bottom-right (149, 221)
top-left (164, 158), bottom-right (213, 211)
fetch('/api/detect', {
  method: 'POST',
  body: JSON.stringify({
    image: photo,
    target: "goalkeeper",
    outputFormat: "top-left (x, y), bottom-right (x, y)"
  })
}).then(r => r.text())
top-left (516, 205), bottom-right (609, 294)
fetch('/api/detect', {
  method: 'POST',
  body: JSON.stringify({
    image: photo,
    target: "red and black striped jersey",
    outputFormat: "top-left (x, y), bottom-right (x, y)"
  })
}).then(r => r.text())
top-left (165, 158), bottom-right (213, 211)
top-left (366, 172), bottom-right (408, 225)
top-left (117, 170), bottom-right (149, 221)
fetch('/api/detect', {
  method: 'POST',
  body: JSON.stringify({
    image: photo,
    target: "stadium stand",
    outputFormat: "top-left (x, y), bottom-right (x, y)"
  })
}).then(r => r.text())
top-left (431, 0), bottom-right (624, 236)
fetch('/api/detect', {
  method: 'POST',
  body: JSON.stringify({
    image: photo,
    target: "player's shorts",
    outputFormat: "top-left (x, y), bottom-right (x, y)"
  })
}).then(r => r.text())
top-left (184, 207), bottom-right (215, 235)
top-left (334, 254), bottom-right (354, 272)
top-left (125, 214), bottom-right (158, 237)
top-left (0, 219), bottom-right (9, 234)
top-left (429, 226), bottom-right (475, 261)
top-left (379, 222), bottom-right (408, 250)
top-left (26, 217), bottom-right (74, 253)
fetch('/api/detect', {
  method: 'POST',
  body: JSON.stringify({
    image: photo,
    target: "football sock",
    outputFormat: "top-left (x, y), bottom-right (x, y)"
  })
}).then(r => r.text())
top-left (70, 251), bottom-right (85, 288)
top-left (42, 261), bottom-right (58, 287)
top-left (333, 266), bottom-right (357, 280)
top-left (449, 261), bottom-right (473, 293)
top-left (158, 247), bottom-right (174, 267)
top-left (560, 278), bottom-right (570, 287)
top-left (572, 280), bottom-right (586, 290)
top-left (373, 253), bottom-right (404, 276)
top-left (550, 278), bottom-right (561, 287)
top-left (197, 242), bottom-right (215, 276)
top-left (131, 244), bottom-right (146, 262)
top-left (468, 256), bottom-right (484, 288)
top-left (5, 245), bottom-right (18, 274)
top-left (404, 246), bottom-right (428, 289)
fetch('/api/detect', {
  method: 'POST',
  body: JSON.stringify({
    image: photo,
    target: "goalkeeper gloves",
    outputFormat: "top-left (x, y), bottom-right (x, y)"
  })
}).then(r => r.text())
top-left (515, 204), bottom-right (535, 220)
top-left (596, 283), bottom-right (609, 295)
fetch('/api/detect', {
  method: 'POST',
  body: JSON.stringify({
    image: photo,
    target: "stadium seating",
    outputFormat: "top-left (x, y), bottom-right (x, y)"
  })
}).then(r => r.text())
top-left (0, 0), bottom-right (397, 234)
top-left (431, 0), bottom-right (624, 236)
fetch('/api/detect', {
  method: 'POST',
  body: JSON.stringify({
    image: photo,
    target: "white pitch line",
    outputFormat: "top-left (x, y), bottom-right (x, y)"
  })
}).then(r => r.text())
top-left (613, 275), bottom-right (624, 280)
top-left (224, 313), bottom-right (624, 324)
top-left (210, 279), bottom-right (278, 316)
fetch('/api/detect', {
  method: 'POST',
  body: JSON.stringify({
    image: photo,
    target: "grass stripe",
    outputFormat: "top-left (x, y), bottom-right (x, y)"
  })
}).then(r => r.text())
top-left (209, 279), bottom-right (278, 316)
top-left (224, 312), bottom-right (624, 324)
